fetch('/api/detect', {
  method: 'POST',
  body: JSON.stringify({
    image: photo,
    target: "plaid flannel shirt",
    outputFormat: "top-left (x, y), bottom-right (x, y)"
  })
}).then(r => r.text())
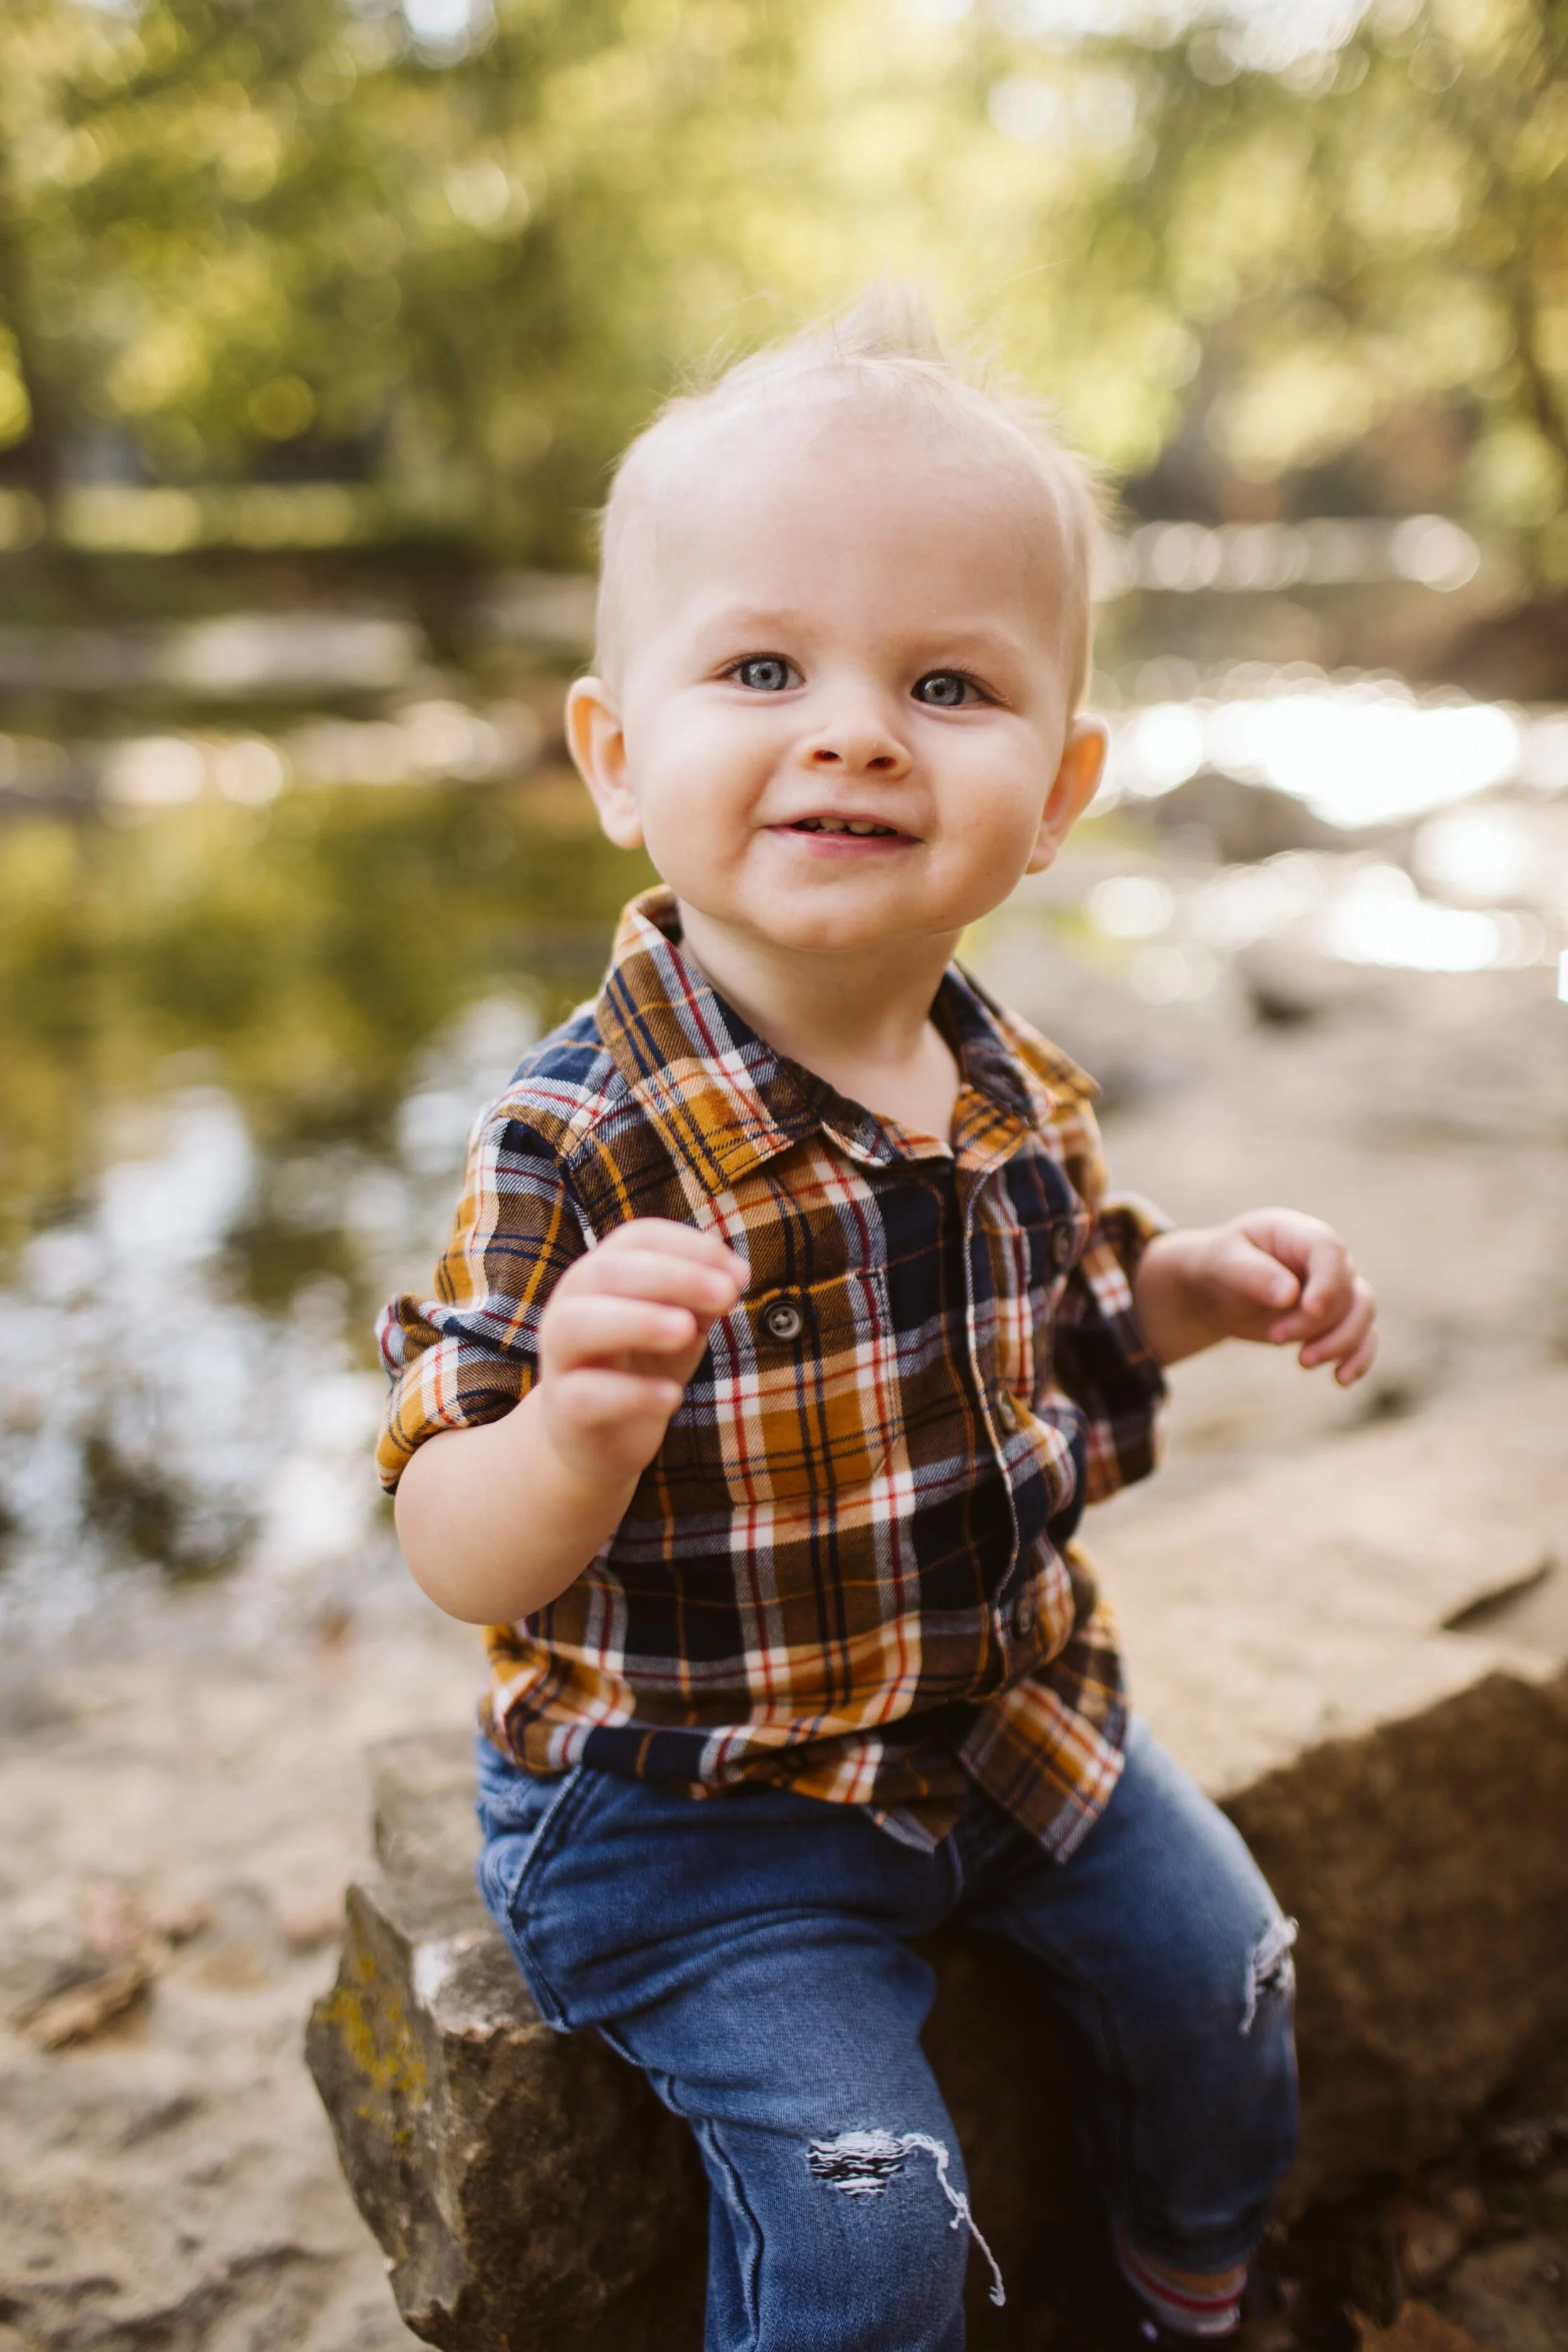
top-left (378, 887), bottom-right (1168, 1858)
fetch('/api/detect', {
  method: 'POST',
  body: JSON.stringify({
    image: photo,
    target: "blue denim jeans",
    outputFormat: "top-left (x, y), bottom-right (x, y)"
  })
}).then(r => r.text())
top-left (475, 1717), bottom-right (1299, 2352)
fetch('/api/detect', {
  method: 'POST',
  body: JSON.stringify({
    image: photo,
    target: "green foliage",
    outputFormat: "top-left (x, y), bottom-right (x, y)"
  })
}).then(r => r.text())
top-left (992, 0), bottom-right (1568, 566)
top-left (0, 0), bottom-right (1563, 566)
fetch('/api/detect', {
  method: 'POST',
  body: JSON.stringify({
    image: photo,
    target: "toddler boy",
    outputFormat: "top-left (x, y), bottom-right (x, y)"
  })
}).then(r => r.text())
top-left (378, 295), bottom-right (1377, 2352)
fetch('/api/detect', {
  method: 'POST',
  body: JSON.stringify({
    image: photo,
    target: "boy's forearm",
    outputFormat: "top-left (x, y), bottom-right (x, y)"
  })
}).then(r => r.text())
top-left (393, 1392), bottom-right (639, 1625)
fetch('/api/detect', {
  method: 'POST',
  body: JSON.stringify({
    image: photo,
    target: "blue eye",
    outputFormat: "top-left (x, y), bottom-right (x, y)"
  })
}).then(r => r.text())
top-left (734, 657), bottom-right (795, 692)
top-left (913, 672), bottom-right (978, 708)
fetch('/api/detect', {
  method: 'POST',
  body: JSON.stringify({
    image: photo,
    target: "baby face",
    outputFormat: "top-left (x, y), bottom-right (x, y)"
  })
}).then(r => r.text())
top-left (570, 390), bottom-right (1103, 963)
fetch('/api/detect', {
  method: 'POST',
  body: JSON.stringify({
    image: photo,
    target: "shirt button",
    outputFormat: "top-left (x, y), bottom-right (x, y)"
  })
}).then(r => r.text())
top-left (1051, 1222), bottom-right (1078, 1269)
top-left (761, 1297), bottom-right (805, 1343)
top-left (993, 1390), bottom-right (1019, 1433)
top-left (1014, 1584), bottom-right (1037, 1637)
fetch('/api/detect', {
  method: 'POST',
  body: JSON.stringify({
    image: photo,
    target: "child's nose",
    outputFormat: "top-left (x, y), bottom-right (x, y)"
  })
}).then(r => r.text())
top-left (800, 719), bottom-right (911, 778)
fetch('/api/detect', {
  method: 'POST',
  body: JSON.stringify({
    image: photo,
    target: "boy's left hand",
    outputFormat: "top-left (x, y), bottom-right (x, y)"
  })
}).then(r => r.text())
top-left (1133, 1210), bottom-right (1377, 1384)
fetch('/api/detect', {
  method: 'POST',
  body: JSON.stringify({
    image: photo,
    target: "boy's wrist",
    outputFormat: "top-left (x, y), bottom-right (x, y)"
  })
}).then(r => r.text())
top-left (533, 1358), bottom-right (677, 1493)
top-left (395, 1385), bottom-right (647, 1626)
top-left (534, 1387), bottom-right (651, 1504)
top-left (1131, 1230), bottom-right (1224, 1365)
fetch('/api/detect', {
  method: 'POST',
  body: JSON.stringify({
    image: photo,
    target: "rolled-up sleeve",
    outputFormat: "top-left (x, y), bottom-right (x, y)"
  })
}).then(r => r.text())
top-left (1049, 1093), bottom-right (1172, 1505)
top-left (375, 1102), bottom-right (586, 1491)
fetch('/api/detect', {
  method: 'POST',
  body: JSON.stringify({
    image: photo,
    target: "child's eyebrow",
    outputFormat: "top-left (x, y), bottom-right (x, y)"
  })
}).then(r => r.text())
top-left (912, 623), bottom-right (1033, 672)
top-left (687, 607), bottom-right (1037, 674)
top-left (686, 603), bottom-right (819, 649)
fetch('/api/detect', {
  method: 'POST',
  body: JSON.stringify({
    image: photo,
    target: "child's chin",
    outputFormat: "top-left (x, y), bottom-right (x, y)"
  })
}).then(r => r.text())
top-left (752, 899), bottom-right (931, 955)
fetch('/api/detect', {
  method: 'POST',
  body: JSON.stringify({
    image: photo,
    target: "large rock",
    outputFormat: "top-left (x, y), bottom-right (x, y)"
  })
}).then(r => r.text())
top-left (308, 1373), bottom-right (1568, 2349)
top-left (1096, 1368), bottom-right (1568, 2194)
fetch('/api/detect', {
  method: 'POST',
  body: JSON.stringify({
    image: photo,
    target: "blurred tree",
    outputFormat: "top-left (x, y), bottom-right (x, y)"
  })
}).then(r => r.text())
top-left (965, 0), bottom-right (1568, 572)
top-left (0, 0), bottom-right (960, 558)
top-left (0, 0), bottom-right (1562, 570)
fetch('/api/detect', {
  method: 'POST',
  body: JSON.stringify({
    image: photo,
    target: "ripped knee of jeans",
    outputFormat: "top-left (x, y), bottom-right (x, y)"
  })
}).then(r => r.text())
top-left (1241, 1914), bottom-right (1297, 2037)
top-left (805, 2128), bottom-right (1006, 2307)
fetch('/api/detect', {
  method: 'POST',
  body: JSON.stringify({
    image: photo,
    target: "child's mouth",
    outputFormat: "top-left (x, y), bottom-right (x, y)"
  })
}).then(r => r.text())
top-left (782, 817), bottom-right (909, 840)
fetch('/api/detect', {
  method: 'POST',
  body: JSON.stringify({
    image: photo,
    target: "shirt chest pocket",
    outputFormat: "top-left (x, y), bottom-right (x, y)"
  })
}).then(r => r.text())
top-left (657, 1264), bottom-right (897, 1508)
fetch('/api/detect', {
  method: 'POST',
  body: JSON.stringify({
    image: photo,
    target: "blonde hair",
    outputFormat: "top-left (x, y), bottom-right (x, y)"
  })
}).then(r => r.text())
top-left (594, 285), bottom-right (1104, 709)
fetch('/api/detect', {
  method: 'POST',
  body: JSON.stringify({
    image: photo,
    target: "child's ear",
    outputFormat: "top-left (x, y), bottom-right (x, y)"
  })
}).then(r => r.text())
top-left (1024, 719), bottom-right (1106, 875)
top-left (565, 676), bottom-right (644, 849)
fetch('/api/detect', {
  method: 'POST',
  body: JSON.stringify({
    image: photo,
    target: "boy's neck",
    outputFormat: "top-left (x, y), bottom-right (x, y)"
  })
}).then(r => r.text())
top-left (675, 900), bottom-right (963, 1142)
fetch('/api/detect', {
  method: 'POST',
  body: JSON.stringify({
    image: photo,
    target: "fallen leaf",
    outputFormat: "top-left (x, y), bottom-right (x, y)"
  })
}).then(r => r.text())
top-left (23, 1939), bottom-right (167, 2048)
top-left (1352, 2301), bottom-right (1489, 2352)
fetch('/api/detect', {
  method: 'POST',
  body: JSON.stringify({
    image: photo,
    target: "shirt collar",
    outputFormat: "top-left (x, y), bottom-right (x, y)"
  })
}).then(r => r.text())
top-left (595, 886), bottom-right (1089, 1194)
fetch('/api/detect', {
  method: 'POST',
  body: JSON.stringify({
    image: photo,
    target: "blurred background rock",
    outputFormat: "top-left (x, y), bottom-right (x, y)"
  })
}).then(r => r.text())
top-left (0, 4), bottom-right (1564, 2348)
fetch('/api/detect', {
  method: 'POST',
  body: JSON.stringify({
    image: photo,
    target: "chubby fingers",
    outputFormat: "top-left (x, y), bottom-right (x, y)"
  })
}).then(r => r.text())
top-left (1258, 1222), bottom-right (1355, 1347)
top-left (1236, 1208), bottom-right (1377, 1384)
top-left (535, 1223), bottom-right (748, 1484)
top-left (573, 1244), bottom-right (746, 1322)
top-left (544, 1291), bottom-right (706, 1372)
top-left (1207, 1229), bottom-right (1301, 1318)
top-left (586, 1219), bottom-right (746, 1302)
top-left (544, 1220), bottom-right (747, 1375)
top-left (1300, 1274), bottom-right (1379, 1385)
top-left (1229, 1209), bottom-right (1342, 1333)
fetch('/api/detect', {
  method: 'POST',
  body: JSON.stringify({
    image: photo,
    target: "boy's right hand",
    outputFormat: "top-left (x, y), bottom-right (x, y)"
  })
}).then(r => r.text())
top-left (536, 1221), bottom-right (748, 1486)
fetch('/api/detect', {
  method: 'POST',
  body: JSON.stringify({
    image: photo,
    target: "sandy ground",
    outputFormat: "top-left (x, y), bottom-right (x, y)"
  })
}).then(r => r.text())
top-left (2, 960), bottom-right (1565, 2351)
top-left (0, 1611), bottom-right (475, 2351)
